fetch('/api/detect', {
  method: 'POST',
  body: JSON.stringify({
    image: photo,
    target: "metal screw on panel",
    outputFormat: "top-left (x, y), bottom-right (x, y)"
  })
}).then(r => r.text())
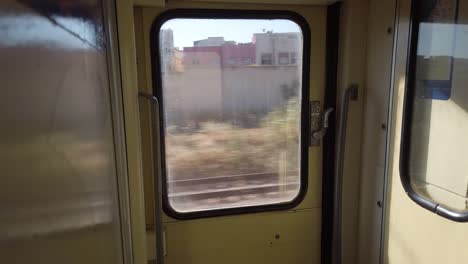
top-left (275, 234), bottom-right (280, 240)
top-left (387, 27), bottom-right (393, 34)
top-left (377, 201), bottom-right (383, 208)
top-left (381, 123), bottom-right (387, 130)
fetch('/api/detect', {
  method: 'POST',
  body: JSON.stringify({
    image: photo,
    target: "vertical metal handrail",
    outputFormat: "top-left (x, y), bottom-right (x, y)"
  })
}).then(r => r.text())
top-left (139, 93), bottom-right (165, 264)
top-left (332, 84), bottom-right (359, 264)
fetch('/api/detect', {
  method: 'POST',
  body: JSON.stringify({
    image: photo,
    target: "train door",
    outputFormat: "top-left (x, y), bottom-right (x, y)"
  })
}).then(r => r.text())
top-left (0, 0), bottom-right (132, 264)
top-left (383, 0), bottom-right (468, 263)
top-left (135, 2), bottom-right (332, 264)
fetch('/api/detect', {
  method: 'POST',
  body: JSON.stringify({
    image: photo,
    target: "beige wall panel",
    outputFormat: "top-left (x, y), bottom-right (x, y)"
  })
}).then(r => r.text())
top-left (116, 0), bottom-right (148, 263)
top-left (164, 210), bottom-right (321, 263)
top-left (357, 0), bottom-right (396, 263)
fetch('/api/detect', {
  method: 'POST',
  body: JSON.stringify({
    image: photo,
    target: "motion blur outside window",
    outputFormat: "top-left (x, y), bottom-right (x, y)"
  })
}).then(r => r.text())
top-left (157, 16), bottom-right (306, 214)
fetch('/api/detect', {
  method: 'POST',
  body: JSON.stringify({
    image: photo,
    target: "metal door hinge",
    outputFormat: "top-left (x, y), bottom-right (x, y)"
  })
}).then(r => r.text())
top-left (310, 101), bottom-right (334, 146)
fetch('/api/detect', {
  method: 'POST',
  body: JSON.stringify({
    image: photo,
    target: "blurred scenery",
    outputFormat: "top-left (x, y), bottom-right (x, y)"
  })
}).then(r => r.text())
top-left (159, 19), bottom-right (304, 212)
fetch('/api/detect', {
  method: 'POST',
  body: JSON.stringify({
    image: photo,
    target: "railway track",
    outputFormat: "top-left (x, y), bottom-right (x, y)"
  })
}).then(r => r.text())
top-left (167, 171), bottom-right (300, 210)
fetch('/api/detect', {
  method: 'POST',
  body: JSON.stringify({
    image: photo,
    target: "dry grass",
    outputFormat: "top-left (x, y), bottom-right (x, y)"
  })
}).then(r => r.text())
top-left (165, 98), bottom-right (300, 180)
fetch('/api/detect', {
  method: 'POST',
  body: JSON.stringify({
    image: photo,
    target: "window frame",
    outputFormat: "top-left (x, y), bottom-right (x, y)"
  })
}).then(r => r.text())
top-left (400, 0), bottom-right (468, 222)
top-left (150, 9), bottom-right (311, 220)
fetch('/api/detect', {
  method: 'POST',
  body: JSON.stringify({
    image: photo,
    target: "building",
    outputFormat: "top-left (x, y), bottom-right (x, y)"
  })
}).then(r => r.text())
top-left (253, 32), bottom-right (302, 66)
top-left (159, 29), bottom-right (184, 72)
top-left (172, 49), bottom-right (184, 72)
top-left (194, 37), bottom-right (228, 47)
top-left (186, 32), bottom-right (303, 67)
top-left (188, 32), bottom-right (303, 67)
top-left (161, 31), bottom-right (303, 124)
top-left (183, 43), bottom-right (255, 68)
top-left (221, 43), bottom-right (255, 67)
top-left (183, 46), bottom-right (222, 67)
top-left (160, 29), bottom-right (174, 72)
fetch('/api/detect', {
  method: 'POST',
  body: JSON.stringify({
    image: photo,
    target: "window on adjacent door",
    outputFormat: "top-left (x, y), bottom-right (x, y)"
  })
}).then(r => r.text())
top-left (401, 0), bottom-right (468, 222)
top-left (153, 12), bottom-right (310, 218)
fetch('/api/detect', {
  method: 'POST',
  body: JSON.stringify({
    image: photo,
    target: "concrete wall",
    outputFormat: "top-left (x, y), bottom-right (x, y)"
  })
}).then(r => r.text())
top-left (163, 66), bottom-right (223, 123)
top-left (162, 65), bottom-right (300, 124)
top-left (222, 66), bottom-right (300, 113)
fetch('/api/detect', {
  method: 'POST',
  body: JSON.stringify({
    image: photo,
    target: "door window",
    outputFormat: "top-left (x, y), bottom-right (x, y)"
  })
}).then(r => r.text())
top-left (153, 13), bottom-right (310, 218)
top-left (401, 0), bottom-right (468, 222)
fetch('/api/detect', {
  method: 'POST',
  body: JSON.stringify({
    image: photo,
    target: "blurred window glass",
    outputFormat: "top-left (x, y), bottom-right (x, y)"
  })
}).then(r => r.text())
top-left (158, 17), bottom-right (306, 214)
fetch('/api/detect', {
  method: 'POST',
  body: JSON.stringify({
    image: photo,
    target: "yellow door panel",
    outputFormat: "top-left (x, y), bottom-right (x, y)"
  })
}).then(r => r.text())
top-left (135, 2), bottom-right (327, 263)
top-left (165, 209), bottom-right (321, 263)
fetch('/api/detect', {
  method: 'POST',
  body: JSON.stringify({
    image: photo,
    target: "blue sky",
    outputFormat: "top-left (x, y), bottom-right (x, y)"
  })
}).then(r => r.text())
top-left (161, 18), bottom-right (302, 48)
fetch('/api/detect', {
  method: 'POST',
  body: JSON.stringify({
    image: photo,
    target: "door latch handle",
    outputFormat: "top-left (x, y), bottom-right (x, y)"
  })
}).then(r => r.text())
top-left (310, 101), bottom-right (334, 146)
top-left (312, 108), bottom-right (334, 140)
